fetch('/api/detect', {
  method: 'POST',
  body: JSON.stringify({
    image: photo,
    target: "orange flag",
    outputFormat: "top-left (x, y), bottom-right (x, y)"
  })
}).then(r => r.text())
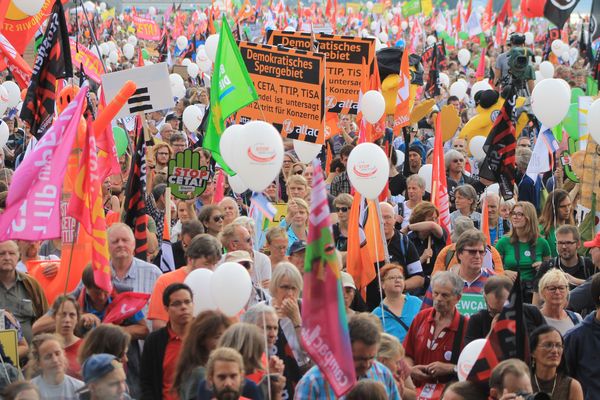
top-left (481, 195), bottom-right (491, 246)
top-left (393, 48), bottom-right (411, 135)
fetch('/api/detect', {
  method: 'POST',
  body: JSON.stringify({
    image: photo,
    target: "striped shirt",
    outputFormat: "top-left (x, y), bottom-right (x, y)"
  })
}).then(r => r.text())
top-left (112, 257), bottom-right (162, 316)
top-left (294, 361), bottom-right (400, 400)
top-left (421, 268), bottom-right (492, 310)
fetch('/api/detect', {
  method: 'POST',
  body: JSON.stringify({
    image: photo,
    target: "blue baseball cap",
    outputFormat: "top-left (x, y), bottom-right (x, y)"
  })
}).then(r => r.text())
top-left (82, 354), bottom-right (118, 383)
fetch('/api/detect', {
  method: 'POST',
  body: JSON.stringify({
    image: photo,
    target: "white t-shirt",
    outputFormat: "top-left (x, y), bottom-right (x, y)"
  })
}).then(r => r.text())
top-left (32, 374), bottom-right (84, 400)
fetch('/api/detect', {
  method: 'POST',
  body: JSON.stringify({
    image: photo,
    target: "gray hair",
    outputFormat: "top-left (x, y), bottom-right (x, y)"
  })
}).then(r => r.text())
top-left (431, 271), bottom-right (464, 296)
top-left (406, 174), bottom-right (426, 189)
top-left (451, 216), bottom-right (475, 242)
top-left (444, 149), bottom-right (464, 170)
top-left (269, 261), bottom-right (303, 295)
top-left (169, 131), bottom-right (187, 144)
top-left (232, 216), bottom-right (256, 236)
top-left (241, 303), bottom-right (278, 325)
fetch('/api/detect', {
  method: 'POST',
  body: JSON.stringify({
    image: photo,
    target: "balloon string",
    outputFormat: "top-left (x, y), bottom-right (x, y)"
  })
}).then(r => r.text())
top-left (371, 200), bottom-right (386, 331)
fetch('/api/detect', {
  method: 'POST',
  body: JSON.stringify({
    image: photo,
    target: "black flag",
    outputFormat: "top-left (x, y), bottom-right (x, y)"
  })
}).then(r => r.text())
top-left (478, 86), bottom-right (517, 200)
top-left (591, 0), bottom-right (600, 44)
top-left (20, 0), bottom-right (73, 139)
top-left (544, 0), bottom-right (581, 29)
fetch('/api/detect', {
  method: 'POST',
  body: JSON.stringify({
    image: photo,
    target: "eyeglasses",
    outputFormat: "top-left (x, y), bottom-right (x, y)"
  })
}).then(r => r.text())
top-left (510, 212), bottom-right (525, 218)
top-left (385, 275), bottom-right (404, 281)
top-left (238, 261), bottom-right (252, 269)
top-left (452, 159), bottom-right (465, 163)
top-left (539, 342), bottom-right (564, 351)
top-left (557, 241), bottom-right (577, 246)
top-left (545, 285), bottom-right (568, 292)
top-left (169, 299), bottom-right (193, 308)
top-left (212, 215), bottom-right (224, 222)
top-left (336, 207), bottom-right (349, 213)
top-left (462, 248), bottom-right (486, 257)
top-left (293, 170), bottom-right (304, 175)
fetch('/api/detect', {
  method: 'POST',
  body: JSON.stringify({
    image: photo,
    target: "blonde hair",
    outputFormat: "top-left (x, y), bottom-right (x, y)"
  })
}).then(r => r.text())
top-left (378, 333), bottom-right (404, 360)
top-left (538, 269), bottom-right (570, 303)
top-left (29, 334), bottom-right (66, 378)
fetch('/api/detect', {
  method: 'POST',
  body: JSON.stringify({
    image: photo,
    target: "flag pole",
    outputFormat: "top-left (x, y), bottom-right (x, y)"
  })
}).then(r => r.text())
top-left (165, 187), bottom-right (172, 236)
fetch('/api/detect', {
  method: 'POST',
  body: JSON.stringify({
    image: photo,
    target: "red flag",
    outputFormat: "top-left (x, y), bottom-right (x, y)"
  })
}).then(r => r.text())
top-left (465, 0), bottom-right (473, 23)
top-left (431, 117), bottom-right (451, 244)
top-left (393, 49), bottom-right (411, 135)
top-left (103, 292), bottom-right (151, 324)
top-left (496, 0), bottom-right (513, 25)
top-left (0, 1), bottom-right (9, 30)
top-left (212, 169), bottom-right (225, 204)
top-left (475, 48), bottom-right (486, 79)
top-left (0, 33), bottom-right (32, 89)
top-left (481, 196), bottom-right (491, 246)
top-left (481, 0), bottom-right (493, 31)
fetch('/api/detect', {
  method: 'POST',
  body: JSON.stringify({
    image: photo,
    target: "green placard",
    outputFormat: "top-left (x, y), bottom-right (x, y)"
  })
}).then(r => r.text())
top-left (168, 149), bottom-right (209, 200)
top-left (456, 293), bottom-right (486, 316)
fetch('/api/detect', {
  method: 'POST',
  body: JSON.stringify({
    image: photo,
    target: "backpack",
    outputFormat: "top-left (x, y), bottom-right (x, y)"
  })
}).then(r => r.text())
top-left (508, 47), bottom-right (531, 82)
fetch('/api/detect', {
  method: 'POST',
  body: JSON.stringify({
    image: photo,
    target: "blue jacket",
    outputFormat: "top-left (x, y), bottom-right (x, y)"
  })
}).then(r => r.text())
top-left (564, 313), bottom-right (600, 400)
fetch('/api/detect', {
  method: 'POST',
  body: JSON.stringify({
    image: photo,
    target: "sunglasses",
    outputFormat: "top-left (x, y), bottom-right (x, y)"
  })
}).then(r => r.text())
top-left (238, 261), bottom-right (252, 269)
top-left (212, 215), bottom-right (224, 222)
top-left (462, 248), bottom-right (486, 256)
top-left (293, 170), bottom-right (304, 175)
top-left (336, 207), bottom-right (349, 212)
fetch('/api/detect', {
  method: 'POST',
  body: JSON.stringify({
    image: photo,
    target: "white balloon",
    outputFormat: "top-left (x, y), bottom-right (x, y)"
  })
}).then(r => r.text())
top-left (293, 140), bottom-right (322, 163)
top-left (366, 0), bottom-right (374, 9)
top-left (469, 136), bottom-right (487, 162)
top-left (539, 61), bottom-right (555, 79)
top-left (370, 21), bottom-right (379, 32)
top-left (187, 62), bottom-right (200, 78)
top-left (531, 78), bottom-right (570, 128)
top-left (172, 83), bottom-right (186, 100)
top-left (108, 50), bottom-right (119, 64)
top-left (184, 269), bottom-right (217, 315)
top-left (458, 48), bottom-right (471, 66)
top-left (12, 0), bottom-right (45, 16)
top-left (391, 25), bottom-right (399, 35)
top-left (182, 105), bottom-right (205, 132)
top-left (205, 34), bottom-right (220, 62)
top-left (551, 39), bottom-right (564, 56)
top-left (360, 90), bottom-right (385, 124)
top-left (169, 73), bottom-right (184, 86)
top-left (347, 143), bottom-right (390, 199)
top-left (0, 121), bottom-right (8, 148)
top-left (99, 42), bottom-right (110, 56)
top-left (2, 81), bottom-right (20, 108)
top-left (99, 2), bottom-right (107, 11)
top-left (534, 70), bottom-right (544, 86)
top-left (123, 44), bottom-right (135, 60)
top-left (418, 164), bottom-right (433, 192)
top-left (83, 1), bottom-right (95, 13)
top-left (449, 81), bottom-right (468, 99)
top-left (524, 32), bottom-right (534, 45)
top-left (127, 35), bottom-right (138, 46)
top-left (379, 32), bottom-right (389, 43)
top-left (457, 339), bottom-right (486, 381)
top-left (395, 150), bottom-right (405, 167)
top-left (196, 48), bottom-right (213, 73)
top-left (426, 35), bottom-right (436, 46)
top-left (534, 56), bottom-right (542, 66)
top-left (220, 124), bottom-right (245, 173)
top-left (148, 6), bottom-right (157, 16)
top-left (0, 86), bottom-right (9, 117)
top-left (211, 262), bottom-right (252, 316)
top-left (439, 72), bottom-right (450, 88)
top-left (228, 174), bottom-right (248, 193)
top-left (182, 58), bottom-right (192, 67)
top-left (569, 47), bottom-right (578, 65)
top-left (487, 183), bottom-right (500, 193)
top-left (283, 26), bottom-right (296, 32)
top-left (107, 41), bottom-right (117, 53)
top-left (176, 35), bottom-right (188, 50)
top-left (400, 21), bottom-right (408, 30)
top-left (588, 100), bottom-right (600, 145)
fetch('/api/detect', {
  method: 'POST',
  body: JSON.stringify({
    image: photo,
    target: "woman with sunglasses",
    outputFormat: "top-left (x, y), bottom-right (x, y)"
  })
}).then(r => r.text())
top-left (495, 201), bottom-right (551, 303)
top-left (538, 269), bottom-right (582, 336)
top-left (332, 194), bottom-right (353, 253)
top-left (539, 189), bottom-right (574, 257)
top-left (198, 205), bottom-right (225, 238)
top-left (530, 325), bottom-right (583, 400)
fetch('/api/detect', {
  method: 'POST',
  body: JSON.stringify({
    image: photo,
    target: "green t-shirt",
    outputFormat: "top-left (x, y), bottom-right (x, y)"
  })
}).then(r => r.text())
top-left (539, 225), bottom-right (558, 258)
top-left (495, 236), bottom-right (551, 281)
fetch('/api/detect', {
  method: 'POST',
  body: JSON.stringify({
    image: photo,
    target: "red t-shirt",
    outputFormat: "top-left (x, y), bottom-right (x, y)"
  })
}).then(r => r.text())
top-left (64, 339), bottom-right (83, 380)
top-left (403, 307), bottom-right (467, 385)
top-left (163, 326), bottom-right (183, 400)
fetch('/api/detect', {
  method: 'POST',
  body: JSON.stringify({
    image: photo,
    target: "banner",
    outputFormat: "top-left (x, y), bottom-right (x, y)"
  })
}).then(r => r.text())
top-left (168, 149), bottom-right (210, 199)
top-left (69, 39), bottom-right (103, 84)
top-left (0, 86), bottom-right (87, 241)
top-left (237, 42), bottom-right (326, 144)
top-left (133, 16), bottom-right (161, 41)
top-left (0, 33), bottom-right (31, 89)
top-left (544, 0), bottom-right (580, 29)
top-left (268, 31), bottom-right (375, 115)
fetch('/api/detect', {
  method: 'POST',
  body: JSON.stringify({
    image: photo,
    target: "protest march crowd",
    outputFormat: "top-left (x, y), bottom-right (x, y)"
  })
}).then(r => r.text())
top-left (0, 0), bottom-right (599, 399)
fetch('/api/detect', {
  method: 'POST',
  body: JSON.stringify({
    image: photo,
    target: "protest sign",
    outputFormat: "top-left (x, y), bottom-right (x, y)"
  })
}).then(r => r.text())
top-left (168, 149), bottom-right (210, 199)
top-left (456, 293), bottom-right (486, 316)
top-left (268, 31), bottom-right (375, 114)
top-left (0, 330), bottom-right (18, 368)
top-left (133, 16), bottom-right (161, 41)
top-left (102, 62), bottom-right (174, 119)
top-left (237, 42), bottom-right (326, 144)
top-left (69, 39), bottom-right (103, 84)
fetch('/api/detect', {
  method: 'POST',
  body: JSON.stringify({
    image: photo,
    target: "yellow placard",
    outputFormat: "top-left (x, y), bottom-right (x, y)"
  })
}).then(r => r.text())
top-left (0, 330), bottom-right (19, 369)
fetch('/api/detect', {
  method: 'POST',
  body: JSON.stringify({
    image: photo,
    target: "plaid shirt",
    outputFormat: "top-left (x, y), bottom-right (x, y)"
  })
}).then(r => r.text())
top-left (112, 257), bottom-right (162, 317)
top-left (330, 171), bottom-right (352, 197)
top-left (294, 361), bottom-right (400, 400)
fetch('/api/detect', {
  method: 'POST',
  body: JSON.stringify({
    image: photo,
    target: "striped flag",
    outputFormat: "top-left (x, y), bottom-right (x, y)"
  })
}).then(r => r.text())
top-left (431, 111), bottom-right (451, 243)
top-left (250, 192), bottom-right (277, 220)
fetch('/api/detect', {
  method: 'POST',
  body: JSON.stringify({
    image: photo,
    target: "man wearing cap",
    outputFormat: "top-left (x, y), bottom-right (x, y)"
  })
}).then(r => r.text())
top-left (224, 250), bottom-right (270, 308)
top-left (141, 283), bottom-right (194, 400)
top-left (341, 271), bottom-right (357, 317)
top-left (406, 143), bottom-right (424, 176)
top-left (568, 232), bottom-right (600, 317)
top-left (81, 354), bottom-right (130, 400)
top-left (288, 241), bottom-right (306, 274)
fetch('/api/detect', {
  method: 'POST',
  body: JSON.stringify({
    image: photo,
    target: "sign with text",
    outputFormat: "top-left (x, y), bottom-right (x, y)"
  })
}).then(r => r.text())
top-left (69, 39), bottom-right (103, 84)
top-left (133, 16), bottom-right (160, 41)
top-left (168, 149), bottom-right (209, 199)
top-left (237, 42), bottom-right (326, 144)
top-left (101, 62), bottom-right (174, 119)
top-left (268, 31), bottom-right (375, 114)
top-left (456, 293), bottom-right (486, 316)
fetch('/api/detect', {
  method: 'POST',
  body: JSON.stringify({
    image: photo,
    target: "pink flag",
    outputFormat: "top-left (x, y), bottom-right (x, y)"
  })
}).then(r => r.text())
top-left (69, 39), bottom-right (103, 84)
top-left (300, 159), bottom-right (356, 397)
top-left (0, 33), bottom-right (32, 89)
top-left (0, 86), bottom-right (88, 241)
top-left (133, 16), bottom-right (161, 41)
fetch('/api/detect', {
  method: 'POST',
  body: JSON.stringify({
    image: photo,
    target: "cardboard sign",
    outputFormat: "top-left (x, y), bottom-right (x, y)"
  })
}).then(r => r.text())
top-left (456, 293), bottom-right (486, 316)
top-left (237, 42), bottom-right (326, 144)
top-left (267, 203), bottom-right (288, 228)
top-left (101, 62), bottom-right (174, 119)
top-left (70, 39), bottom-right (103, 84)
top-left (172, 65), bottom-right (189, 80)
top-left (0, 330), bottom-right (19, 368)
top-left (133, 16), bottom-right (161, 41)
top-left (168, 149), bottom-right (209, 199)
top-left (268, 31), bottom-right (375, 114)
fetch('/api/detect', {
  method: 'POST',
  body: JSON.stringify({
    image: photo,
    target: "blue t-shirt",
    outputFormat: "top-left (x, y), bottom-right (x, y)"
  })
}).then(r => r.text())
top-left (371, 294), bottom-right (422, 342)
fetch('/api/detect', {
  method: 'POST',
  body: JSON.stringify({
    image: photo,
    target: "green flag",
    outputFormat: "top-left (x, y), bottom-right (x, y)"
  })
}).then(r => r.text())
top-left (401, 0), bottom-right (421, 16)
top-left (587, 76), bottom-right (598, 96)
top-left (204, 19), bottom-right (258, 174)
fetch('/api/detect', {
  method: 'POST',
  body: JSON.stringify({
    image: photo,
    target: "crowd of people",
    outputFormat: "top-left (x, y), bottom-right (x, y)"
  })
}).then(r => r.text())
top-left (0, 0), bottom-right (598, 400)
